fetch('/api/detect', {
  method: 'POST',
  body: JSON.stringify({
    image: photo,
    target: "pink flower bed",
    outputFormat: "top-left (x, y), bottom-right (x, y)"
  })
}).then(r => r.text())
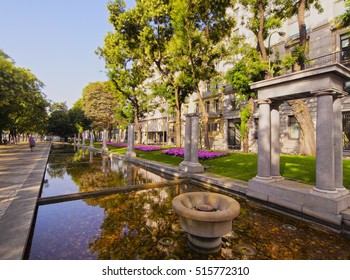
top-left (106, 142), bottom-right (127, 148)
top-left (162, 148), bottom-right (228, 160)
top-left (134, 145), bottom-right (163, 152)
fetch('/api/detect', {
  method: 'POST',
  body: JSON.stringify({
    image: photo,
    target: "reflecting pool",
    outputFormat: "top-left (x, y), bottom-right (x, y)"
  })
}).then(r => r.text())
top-left (26, 144), bottom-right (350, 260)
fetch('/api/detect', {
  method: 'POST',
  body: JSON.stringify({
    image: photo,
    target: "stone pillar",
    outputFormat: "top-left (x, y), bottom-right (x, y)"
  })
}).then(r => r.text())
top-left (179, 114), bottom-right (204, 173)
top-left (333, 97), bottom-right (348, 193)
top-left (314, 92), bottom-right (336, 193)
top-left (223, 119), bottom-right (228, 150)
top-left (90, 131), bottom-right (94, 148)
top-left (190, 115), bottom-right (200, 164)
top-left (102, 129), bottom-right (108, 153)
top-left (77, 133), bottom-right (81, 145)
top-left (256, 99), bottom-right (272, 180)
top-left (125, 124), bottom-right (136, 158)
top-left (270, 103), bottom-right (282, 179)
top-left (82, 131), bottom-right (86, 146)
top-left (183, 114), bottom-right (191, 163)
top-left (73, 134), bottom-right (76, 146)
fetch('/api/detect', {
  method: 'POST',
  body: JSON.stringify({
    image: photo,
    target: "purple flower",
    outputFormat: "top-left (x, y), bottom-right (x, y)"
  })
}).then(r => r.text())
top-left (134, 145), bottom-right (162, 152)
top-left (162, 148), bottom-right (227, 160)
top-left (107, 142), bottom-right (127, 148)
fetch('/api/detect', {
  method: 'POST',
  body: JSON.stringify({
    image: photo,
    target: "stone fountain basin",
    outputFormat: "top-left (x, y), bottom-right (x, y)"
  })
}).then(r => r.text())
top-left (172, 192), bottom-right (240, 238)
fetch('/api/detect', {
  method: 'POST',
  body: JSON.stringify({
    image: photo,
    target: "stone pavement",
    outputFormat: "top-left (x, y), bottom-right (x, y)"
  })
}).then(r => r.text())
top-left (0, 142), bottom-right (51, 260)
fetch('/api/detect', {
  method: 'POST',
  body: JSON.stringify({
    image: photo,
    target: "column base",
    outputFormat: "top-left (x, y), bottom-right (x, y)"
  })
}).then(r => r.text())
top-left (310, 187), bottom-right (343, 199)
top-left (272, 175), bottom-right (284, 181)
top-left (179, 161), bottom-right (204, 173)
top-left (336, 187), bottom-right (350, 195)
top-left (124, 151), bottom-right (136, 158)
top-left (251, 175), bottom-right (276, 183)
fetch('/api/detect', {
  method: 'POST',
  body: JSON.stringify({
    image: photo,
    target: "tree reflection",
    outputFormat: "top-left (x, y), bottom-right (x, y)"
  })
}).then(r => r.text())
top-left (87, 186), bottom-right (207, 260)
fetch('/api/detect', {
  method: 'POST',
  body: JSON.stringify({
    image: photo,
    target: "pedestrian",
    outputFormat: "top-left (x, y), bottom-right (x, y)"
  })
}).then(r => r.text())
top-left (29, 136), bottom-right (36, 151)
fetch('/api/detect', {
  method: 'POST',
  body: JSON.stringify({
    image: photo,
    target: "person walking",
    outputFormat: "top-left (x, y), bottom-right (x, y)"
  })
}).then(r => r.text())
top-left (29, 136), bottom-right (36, 151)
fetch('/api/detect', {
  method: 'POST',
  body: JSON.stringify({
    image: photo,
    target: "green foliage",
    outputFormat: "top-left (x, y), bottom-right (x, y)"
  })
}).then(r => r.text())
top-left (81, 81), bottom-right (120, 131)
top-left (225, 46), bottom-right (264, 98)
top-left (238, 105), bottom-right (251, 141)
top-left (46, 102), bottom-right (77, 139)
top-left (335, 0), bottom-right (350, 28)
top-left (0, 50), bottom-right (49, 138)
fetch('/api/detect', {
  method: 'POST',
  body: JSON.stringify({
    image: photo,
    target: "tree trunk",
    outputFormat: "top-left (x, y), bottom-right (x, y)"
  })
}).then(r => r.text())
top-left (287, 99), bottom-right (316, 156)
top-left (242, 98), bottom-right (255, 153)
top-left (133, 108), bottom-right (142, 145)
top-left (297, 0), bottom-right (307, 70)
top-left (196, 88), bottom-right (210, 149)
top-left (257, 0), bottom-right (268, 62)
top-left (175, 87), bottom-right (182, 147)
top-left (285, 0), bottom-right (316, 156)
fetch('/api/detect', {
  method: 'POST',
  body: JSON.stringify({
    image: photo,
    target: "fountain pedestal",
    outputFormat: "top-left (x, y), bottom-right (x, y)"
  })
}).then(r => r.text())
top-left (172, 192), bottom-right (240, 254)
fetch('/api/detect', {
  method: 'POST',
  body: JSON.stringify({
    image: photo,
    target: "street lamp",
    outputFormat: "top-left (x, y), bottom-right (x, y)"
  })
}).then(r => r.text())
top-left (268, 31), bottom-right (286, 77)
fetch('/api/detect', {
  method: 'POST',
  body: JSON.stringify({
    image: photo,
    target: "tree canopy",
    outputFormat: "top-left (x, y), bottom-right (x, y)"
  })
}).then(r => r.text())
top-left (0, 50), bottom-right (49, 143)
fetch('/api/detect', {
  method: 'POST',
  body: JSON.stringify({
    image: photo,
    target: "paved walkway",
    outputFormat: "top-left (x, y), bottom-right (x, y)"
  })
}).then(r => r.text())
top-left (0, 142), bottom-right (51, 260)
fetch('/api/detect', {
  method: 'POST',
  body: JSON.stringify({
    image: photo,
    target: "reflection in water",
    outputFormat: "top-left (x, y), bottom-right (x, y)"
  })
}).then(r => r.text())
top-left (41, 145), bottom-right (166, 198)
top-left (27, 144), bottom-right (350, 260)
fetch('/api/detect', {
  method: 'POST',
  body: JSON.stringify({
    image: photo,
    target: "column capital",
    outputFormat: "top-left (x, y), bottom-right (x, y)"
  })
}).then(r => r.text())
top-left (313, 88), bottom-right (345, 98)
top-left (256, 99), bottom-right (271, 105)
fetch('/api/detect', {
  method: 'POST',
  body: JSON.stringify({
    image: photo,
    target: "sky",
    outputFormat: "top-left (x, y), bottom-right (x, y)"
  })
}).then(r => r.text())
top-left (0, 0), bottom-right (135, 108)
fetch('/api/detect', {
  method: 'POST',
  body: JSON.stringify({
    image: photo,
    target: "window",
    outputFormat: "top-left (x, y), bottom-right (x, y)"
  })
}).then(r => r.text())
top-left (205, 101), bottom-right (210, 113)
top-left (208, 122), bottom-right (220, 132)
top-left (206, 82), bottom-right (211, 94)
top-left (289, 116), bottom-right (300, 140)
top-left (214, 99), bottom-right (220, 113)
top-left (341, 33), bottom-right (350, 61)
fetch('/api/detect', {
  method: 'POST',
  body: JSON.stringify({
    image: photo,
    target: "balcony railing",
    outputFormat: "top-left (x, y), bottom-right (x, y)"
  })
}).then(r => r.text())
top-left (305, 49), bottom-right (350, 69)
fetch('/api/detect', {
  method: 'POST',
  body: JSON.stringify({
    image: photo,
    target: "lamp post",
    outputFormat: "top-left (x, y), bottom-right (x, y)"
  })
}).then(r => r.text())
top-left (268, 31), bottom-right (286, 77)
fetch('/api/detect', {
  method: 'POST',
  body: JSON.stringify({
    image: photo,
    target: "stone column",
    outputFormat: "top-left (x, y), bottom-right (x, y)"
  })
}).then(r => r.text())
top-left (179, 114), bottom-right (204, 173)
top-left (190, 114), bottom-right (200, 164)
top-left (77, 133), bottom-right (81, 145)
top-left (125, 123), bottom-right (136, 158)
top-left (90, 131), bottom-right (94, 148)
top-left (102, 129), bottom-right (108, 153)
top-left (82, 131), bottom-right (86, 146)
top-left (256, 99), bottom-right (272, 180)
top-left (333, 97), bottom-right (348, 193)
top-left (223, 119), bottom-right (228, 150)
top-left (314, 92), bottom-right (336, 193)
top-left (183, 114), bottom-right (191, 163)
top-left (270, 103), bottom-right (282, 179)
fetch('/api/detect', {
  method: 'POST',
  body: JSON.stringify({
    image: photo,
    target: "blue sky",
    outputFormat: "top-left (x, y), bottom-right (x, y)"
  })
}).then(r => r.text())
top-left (0, 0), bottom-right (135, 108)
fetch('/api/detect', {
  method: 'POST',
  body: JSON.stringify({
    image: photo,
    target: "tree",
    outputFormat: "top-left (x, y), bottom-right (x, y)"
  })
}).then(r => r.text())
top-left (225, 0), bottom-right (282, 151)
top-left (336, 0), bottom-right (350, 28)
top-left (81, 81), bottom-right (119, 135)
top-left (98, 1), bottom-right (155, 144)
top-left (275, 0), bottom-right (323, 70)
top-left (133, 0), bottom-right (195, 147)
top-left (169, 0), bottom-right (236, 148)
top-left (46, 102), bottom-right (77, 140)
top-left (274, 0), bottom-right (323, 155)
top-left (69, 98), bottom-right (92, 133)
top-left (0, 50), bottom-right (49, 143)
top-left (226, 44), bottom-right (266, 152)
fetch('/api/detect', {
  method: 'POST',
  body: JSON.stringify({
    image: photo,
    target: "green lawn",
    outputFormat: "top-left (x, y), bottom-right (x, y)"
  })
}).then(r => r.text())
top-left (98, 143), bottom-right (350, 189)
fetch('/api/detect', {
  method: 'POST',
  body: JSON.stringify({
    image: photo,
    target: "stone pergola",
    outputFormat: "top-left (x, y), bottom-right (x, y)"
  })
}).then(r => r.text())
top-left (248, 63), bottom-right (350, 227)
